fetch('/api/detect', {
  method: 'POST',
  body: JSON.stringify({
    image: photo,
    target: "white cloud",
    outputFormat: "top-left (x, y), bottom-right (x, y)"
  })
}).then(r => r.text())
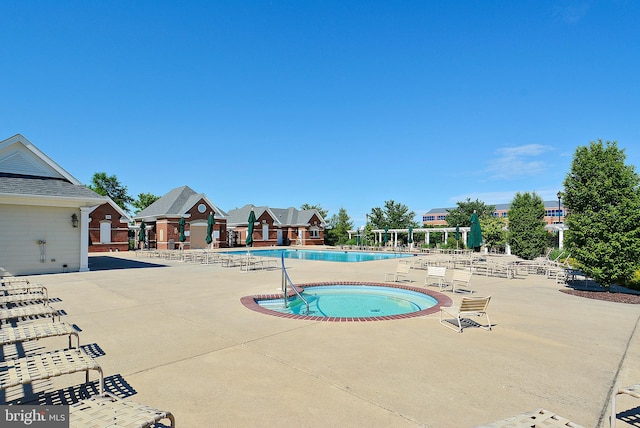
top-left (484, 144), bottom-right (556, 180)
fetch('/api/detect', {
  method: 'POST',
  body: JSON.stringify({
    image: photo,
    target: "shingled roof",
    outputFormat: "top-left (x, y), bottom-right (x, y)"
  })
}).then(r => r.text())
top-left (135, 186), bottom-right (227, 220)
top-left (0, 173), bottom-right (107, 202)
top-left (0, 134), bottom-right (105, 206)
top-left (226, 204), bottom-right (325, 227)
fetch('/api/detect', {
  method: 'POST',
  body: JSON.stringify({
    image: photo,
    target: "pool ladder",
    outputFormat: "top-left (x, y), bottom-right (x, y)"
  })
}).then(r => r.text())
top-left (281, 252), bottom-right (310, 315)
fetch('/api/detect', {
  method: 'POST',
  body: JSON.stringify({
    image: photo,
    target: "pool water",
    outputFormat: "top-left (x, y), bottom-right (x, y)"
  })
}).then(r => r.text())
top-left (227, 249), bottom-right (413, 262)
top-left (258, 285), bottom-right (438, 317)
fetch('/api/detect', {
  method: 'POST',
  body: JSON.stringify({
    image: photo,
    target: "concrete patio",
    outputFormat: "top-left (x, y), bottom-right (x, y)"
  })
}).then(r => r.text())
top-left (5, 250), bottom-right (640, 427)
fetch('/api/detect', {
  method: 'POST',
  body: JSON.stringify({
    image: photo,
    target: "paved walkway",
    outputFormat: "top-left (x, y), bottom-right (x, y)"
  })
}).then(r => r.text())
top-left (7, 251), bottom-right (640, 427)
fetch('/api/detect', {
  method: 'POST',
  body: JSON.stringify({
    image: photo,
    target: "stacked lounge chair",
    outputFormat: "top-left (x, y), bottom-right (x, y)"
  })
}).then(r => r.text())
top-left (0, 277), bottom-right (175, 427)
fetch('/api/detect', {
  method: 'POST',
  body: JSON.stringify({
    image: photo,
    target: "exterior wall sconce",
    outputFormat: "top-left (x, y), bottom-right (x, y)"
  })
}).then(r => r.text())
top-left (71, 213), bottom-right (79, 228)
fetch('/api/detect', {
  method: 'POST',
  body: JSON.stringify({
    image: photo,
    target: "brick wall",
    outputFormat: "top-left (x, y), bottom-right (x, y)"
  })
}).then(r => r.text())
top-left (88, 203), bottom-right (130, 252)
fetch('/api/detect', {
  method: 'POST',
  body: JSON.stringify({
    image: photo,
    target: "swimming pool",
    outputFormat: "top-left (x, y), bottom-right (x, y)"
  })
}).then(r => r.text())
top-left (241, 282), bottom-right (452, 322)
top-left (225, 249), bottom-right (414, 262)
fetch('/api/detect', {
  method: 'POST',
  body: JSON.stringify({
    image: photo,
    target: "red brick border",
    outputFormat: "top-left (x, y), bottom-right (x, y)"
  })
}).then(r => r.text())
top-left (240, 281), bottom-right (453, 322)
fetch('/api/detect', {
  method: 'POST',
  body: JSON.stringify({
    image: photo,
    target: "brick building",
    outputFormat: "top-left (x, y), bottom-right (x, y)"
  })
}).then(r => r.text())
top-left (88, 199), bottom-right (132, 252)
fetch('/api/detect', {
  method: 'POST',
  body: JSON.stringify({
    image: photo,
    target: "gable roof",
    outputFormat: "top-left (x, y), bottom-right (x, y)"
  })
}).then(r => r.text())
top-left (89, 198), bottom-right (133, 223)
top-left (226, 204), bottom-right (325, 227)
top-left (0, 134), bottom-right (82, 184)
top-left (134, 185), bottom-right (227, 220)
top-left (0, 134), bottom-right (106, 207)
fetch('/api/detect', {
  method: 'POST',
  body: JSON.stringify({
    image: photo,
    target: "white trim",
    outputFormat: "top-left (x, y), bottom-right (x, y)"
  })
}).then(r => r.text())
top-left (79, 207), bottom-right (91, 272)
top-left (0, 193), bottom-right (106, 207)
top-left (0, 134), bottom-right (83, 184)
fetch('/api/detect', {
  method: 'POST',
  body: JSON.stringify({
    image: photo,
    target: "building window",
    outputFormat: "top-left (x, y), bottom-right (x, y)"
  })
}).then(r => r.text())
top-left (437, 215), bottom-right (446, 221)
top-left (99, 222), bottom-right (111, 244)
top-left (310, 227), bottom-right (319, 238)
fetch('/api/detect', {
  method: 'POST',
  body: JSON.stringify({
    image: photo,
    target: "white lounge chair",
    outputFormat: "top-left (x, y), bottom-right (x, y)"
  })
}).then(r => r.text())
top-left (611, 383), bottom-right (640, 427)
top-left (70, 392), bottom-right (175, 428)
top-left (385, 262), bottom-right (412, 282)
top-left (0, 321), bottom-right (80, 349)
top-left (0, 348), bottom-right (104, 395)
top-left (449, 269), bottom-right (473, 293)
top-left (440, 295), bottom-right (492, 333)
top-left (424, 266), bottom-right (447, 290)
top-left (478, 408), bottom-right (584, 427)
top-left (0, 303), bottom-right (59, 325)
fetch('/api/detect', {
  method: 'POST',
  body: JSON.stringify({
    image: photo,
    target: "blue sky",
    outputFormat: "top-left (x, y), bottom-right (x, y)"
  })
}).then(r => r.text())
top-left (2, 1), bottom-right (639, 226)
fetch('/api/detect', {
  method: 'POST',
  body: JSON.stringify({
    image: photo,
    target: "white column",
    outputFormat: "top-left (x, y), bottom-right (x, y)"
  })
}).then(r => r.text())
top-left (79, 207), bottom-right (91, 272)
top-left (444, 231), bottom-right (448, 242)
top-left (426, 231), bottom-right (430, 245)
top-left (463, 231), bottom-right (468, 246)
top-left (559, 228), bottom-right (564, 249)
top-left (505, 243), bottom-right (511, 255)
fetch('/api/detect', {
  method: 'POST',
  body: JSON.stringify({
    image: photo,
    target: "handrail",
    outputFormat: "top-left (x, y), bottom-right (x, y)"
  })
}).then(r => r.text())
top-left (281, 252), bottom-right (309, 315)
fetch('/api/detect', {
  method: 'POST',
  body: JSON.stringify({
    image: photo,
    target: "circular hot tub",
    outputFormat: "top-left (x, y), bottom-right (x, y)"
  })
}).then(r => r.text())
top-left (241, 282), bottom-right (452, 322)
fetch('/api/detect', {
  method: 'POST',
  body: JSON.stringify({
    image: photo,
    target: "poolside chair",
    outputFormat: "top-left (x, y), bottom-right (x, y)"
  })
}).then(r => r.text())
top-left (0, 348), bottom-right (104, 395)
top-left (385, 262), bottom-right (412, 283)
top-left (0, 303), bottom-right (59, 325)
top-left (241, 255), bottom-right (265, 271)
top-left (611, 383), bottom-right (640, 427)
top-left (0, 321), bottom-right (80, 349)
top-left (439, 295), bottom-right (491, 333)
top-left (1, 280), bottom-right (48, 299)
top-left (478, 408), bottom-right (584, 427)
top-left (0, 290), bottom-right (48, 306)
top-left (70, 392), bottom-right (175, 428)
top-left (424, 266), bottom-right (447, 290)
top-left (449, 269), bottom-right (473, 293)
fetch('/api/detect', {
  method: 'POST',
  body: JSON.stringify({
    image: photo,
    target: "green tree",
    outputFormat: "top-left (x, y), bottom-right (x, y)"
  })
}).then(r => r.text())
top-left (368, 200), bottom-right (417, 229)
top-left (507, 192), bottom-right (549, 260)
top-left (132, 193), bottom-right (160, 214)
top-left (563, 140), bottom-right (640, 288)
top-left (300, 203), bottom-right (328, 220)
top-left (325, 207), bottom-right (353, 246)
top-left (88, 172), bottom-right (133, 212)
top-left (445, 198), bottom-right (495, 227)
top-left (483, 216), bottom-right (508, 253)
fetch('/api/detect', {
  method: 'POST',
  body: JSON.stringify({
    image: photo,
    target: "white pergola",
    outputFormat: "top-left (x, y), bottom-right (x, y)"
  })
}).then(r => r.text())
top-left (350, 223), bottom-right (570, 250)
top-left (545, 223), bottom-right (568, 249)
top-left (348, 227), bottom-right (471, 248)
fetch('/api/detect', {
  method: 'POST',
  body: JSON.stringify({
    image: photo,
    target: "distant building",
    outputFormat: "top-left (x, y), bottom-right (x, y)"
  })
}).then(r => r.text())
top-left (422, 201), bottom-right (567, 226)
top-left (88, 199), bottom-right (133, 252)
top-left (226, 204), bottom-right (325, 247)
top-left (134, 186), bottom-right (228, 250)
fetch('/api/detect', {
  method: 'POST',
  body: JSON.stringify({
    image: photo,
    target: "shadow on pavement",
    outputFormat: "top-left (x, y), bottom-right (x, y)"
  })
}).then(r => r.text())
top-left (88, 255), bottom-right (168, 271)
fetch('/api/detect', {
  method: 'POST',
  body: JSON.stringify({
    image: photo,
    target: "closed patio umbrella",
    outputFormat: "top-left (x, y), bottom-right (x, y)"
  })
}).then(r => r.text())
top-left (455, 224), bottom-right (460, 249)
top-left (384, 227), bottom-right (389, 245)
top-left (179, 217), bottom-right (186, 243)
top-left (138, 221), bottom-right (146, 248)
top-left (467, 212), bottom-right (483, 252)
top-left (205, 212), bottom-right (214, 245)
top-left (408, 226), bottom-right (413, 244)
top-left (246, 210), bottom-right (256, 247)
